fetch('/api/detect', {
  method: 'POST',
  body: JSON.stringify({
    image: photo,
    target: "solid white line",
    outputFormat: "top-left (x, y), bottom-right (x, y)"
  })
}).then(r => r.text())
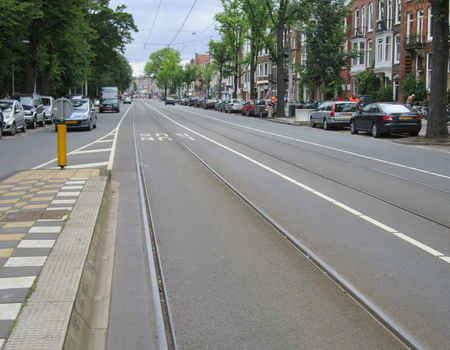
top-left (33, 105), bottom-right (133, 170)
top-left (0, 303), bottom-right (21, 320)
top-left (95, 139), bottom-right (114, 143)
top-left (172, 105), bottom-right (450, 181)
top-left (440, 256), bottom-right (450, 264)
top-left (71, 148), bottom-right (112, 155)
top-left (146, 103), bottom-right (450, 265)
top-left (108, 104), bottom-right (133, 170)
top-left (51, 161), bottom-right (108, 169)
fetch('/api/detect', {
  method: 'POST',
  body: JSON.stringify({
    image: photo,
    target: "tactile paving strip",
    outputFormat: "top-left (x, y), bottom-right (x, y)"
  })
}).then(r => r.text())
top-left (1, 211), bottom-right (65, 222)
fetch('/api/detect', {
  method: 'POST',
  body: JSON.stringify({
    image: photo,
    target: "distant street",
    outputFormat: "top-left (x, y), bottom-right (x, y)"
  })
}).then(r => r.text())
top-left (107, 100), bottom-right (450, 350)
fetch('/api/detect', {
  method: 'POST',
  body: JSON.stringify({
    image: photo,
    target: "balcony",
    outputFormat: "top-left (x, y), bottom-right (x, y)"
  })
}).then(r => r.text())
top-left (375, 19), bottom-right (393, 32)
top-left (352, 27), bottom-right (366, 38)
top-left (405, 34), bottom-right (425, 49)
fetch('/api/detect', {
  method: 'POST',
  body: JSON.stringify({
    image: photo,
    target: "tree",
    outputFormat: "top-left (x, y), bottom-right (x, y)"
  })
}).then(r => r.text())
top-left (216, 0), bottom-right (247, 99)
top-left (144, 48), bottom-right (181, 97)
top-left (425, 0), bottom-right (449, 138)
top-left (182, 66), bottom-right (198, 97)
top-left (401, 74), bottom-right (428, 102)
top-left (198, 63), bottom-right (217, 98)
top-left (300, 0), bottom-right (354, 101)
top-left (209, 40), bottom-right (231, 98)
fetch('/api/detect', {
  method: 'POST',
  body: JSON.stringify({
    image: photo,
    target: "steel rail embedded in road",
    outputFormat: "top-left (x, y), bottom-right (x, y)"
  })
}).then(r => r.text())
top-left (160, 104), bottom-right (450, 231)
top-left (142, 100), bottom-right (427, 350)
top-left (132, 103), bottom-right (178, 350)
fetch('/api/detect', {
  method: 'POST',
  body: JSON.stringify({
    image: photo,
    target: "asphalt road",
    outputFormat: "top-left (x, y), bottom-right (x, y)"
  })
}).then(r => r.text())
top-left (121, 100), bottom-right (449, 349)
top-left (0, 105), bottom-right (131, 179)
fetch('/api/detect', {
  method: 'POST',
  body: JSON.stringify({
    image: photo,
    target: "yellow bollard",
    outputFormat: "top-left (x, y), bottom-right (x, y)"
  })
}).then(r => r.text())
top-left (57, 123), bottom-right (67, 169)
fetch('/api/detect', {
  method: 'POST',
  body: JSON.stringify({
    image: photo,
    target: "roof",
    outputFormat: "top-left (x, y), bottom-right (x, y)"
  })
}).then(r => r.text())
top-left (194, 53), bottom-right (210, 66)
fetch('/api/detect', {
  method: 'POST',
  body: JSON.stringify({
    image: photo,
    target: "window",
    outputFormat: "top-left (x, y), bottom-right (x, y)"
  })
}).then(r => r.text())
top-left (385, 36), bottom-right (391, 61)
top-left (353, 43), bottom-right (358, 65)
top-left (416, 55), bottom-right (423, 71)
top-left (417, 10), bottom-right (424, 36)
top-left (362, 6), bottom-right (367, 33)
top-left (378, 0), bottom-right (384, 20)
top-left (426, 53), bottom-right (432, 90)
top-left (395, 0), bottom-right (401, 24)
top-left (394, 34), bottom-right (400, 63)
top-left (359, 42), bottom-right (365, 65)
top-left (263, 63), bottom-right (268, 76)
top-left (387, 0), bottom-right (393, 28)
top-left (427, 7), bottom-right (433, 40)
top-left (367, 40), bottom-right (373, 66)
top-left (355, 8), bottom-right (360, 33)
top-left (368, 3), bottom-right (374, 31)
top-left (407, 12), bottom-right (413, 43)
top-left (377, 37), bottom-right (383, 62)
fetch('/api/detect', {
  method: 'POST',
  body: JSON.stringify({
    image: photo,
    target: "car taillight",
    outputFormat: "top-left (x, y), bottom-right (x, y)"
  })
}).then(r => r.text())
top-left (231, 104), bottom-right (234, 106)
top-left (330, 103), bottom-right (336, 117)
top-left (417, 115), bottom-right (421, 120)
top-left (207, 103), bottom-right (210, 105)
top-left (383, 115), bottom-right (393, 121)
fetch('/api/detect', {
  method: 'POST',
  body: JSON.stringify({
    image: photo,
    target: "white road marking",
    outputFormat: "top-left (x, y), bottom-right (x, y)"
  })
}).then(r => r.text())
top-left (0, 303), bottom-right (22, 320)
top-left (0, 339), bottom-right (4, 348)
top-left (146, 103), bottom-right (450, 266)
top-left (28, 226), bottom-right (62, 233)
top-left (61, 186), bottom-right (83, 190)
top-left (70, 148), bottom-right (112, 155)
top-left (108, 104), bottom-right (133, 170)
top-left (0, 276), bottom-right (35, 290)
top-left (47, 207), bottom-right (72, 211)
top-left (70, 178), bottom-right (87, 180)
top-left (175, 106), bottom-right (450, 181)
top-left (440, 256), bottom-right (450, 264)
top-left (51, 199), bottom-right (76, 204)
top-left (18, 240), bottom-right (55, 248)
top-left (156, 133), bottom-right (172, 141)
top-left (5, 257), bottom-right (47, 267)
top-left (37, 215), bottom-right (68, 222)
top-left (140, 133), bottom-right (155, 141)
top-left (56, 192), bottom-right (80, 197)
top-left (65, 181), bottom-right (86, 185)
top-left (51, 162), bottom-right (108, 169)
top-left (95, 139), bottom-right (114, 143)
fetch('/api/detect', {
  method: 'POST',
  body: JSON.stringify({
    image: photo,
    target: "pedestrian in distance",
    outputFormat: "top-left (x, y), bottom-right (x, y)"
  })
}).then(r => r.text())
top-left (4, 93), bottom-right (10, 99)
top-left (268, 99), bottom-right (276, 119)
top-left (406, 93), bottom-right (415, 107)
top-left (349, 94), bottom-right (359, 103)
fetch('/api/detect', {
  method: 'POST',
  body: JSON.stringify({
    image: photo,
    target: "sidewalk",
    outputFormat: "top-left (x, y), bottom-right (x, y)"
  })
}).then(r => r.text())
top-left (0, 169), bottom-right (109, 349)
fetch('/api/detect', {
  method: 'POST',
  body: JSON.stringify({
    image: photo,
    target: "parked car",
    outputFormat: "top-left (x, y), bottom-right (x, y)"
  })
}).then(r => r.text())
top-left (215, 100), bottom-right (224, 111)
top-left (310, 101), bottom-right (359, 129)
top-left (253, 99), bottom-right (274, 118)
top-left (224, 99), bottom-right (245, 113)
top-left (165, 97), bottom-right (175, 105)
top-left (11, 93), bottom-right (45, 128)
top-left (123, 96), bottom-right (132, 104)
top-left (350, 103), bottom-right (421, 138)
top-left (0, 110), bottom-right (3, 140)
top-left (188, 97), bottom-right (198, 106)
top-left (203, 99), bottom-right (216, 109)
top-left (55, 98), bottom-right (97, 131)
top-left (195, 98), bottom-right (204, 108)
top-left (218, 99), bottom-right (230, 112)
top-left (0, 100), bottom-right (27, 135)
top-left (40, 96), bottom-right (55, 124)
top-left (241, 99), bottom-right (258, 116)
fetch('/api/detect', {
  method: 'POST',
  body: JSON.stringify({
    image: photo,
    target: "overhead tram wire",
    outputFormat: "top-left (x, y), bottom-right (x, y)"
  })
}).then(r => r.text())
top-left (139, 0), bottom-right (164, 61)
top-left (167, 0), bottom-right (198, 46)
top-left (180, 21), bottom-right (215, 53)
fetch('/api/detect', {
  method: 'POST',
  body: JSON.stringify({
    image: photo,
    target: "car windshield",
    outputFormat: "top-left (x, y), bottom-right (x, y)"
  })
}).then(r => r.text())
top-left (335, 103), bottom-right (358, 112)
top-left (102, 99), bottom-right (117, 104)
top-left (18, 97), bottom-right (34, 107)
top-left (71, 100), bottom-right (89, 110)
top-left (380, 104), bottom-right (413, 113)
top-left (0, 101), bottom-right (13, 112)
top-left (41, 98), bottom-right (52, 106)
top-left (102, 92), bottom-right (116, 100)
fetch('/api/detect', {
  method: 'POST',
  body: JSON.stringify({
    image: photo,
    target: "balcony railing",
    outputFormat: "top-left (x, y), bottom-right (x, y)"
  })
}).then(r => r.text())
top-left (375, 19), bottom-right (393, 32)
top-left (405, 34), bottom-right (425, 49)
top-left (352, 27), bottom-right (366, 38)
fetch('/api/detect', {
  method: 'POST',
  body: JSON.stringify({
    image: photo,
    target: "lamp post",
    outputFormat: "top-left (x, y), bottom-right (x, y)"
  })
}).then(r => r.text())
top-left (12, 40), bottom-right (30, 95)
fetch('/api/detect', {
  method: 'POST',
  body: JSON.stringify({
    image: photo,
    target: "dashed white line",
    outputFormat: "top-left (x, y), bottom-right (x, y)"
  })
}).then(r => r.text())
top-left (0, 303), bottom-right (22, 320)
top-left (51, 199), bottom-right (76, 204)
top-left (18, 240), bottom-right (55, 248)
top-left (146, 103), bottom-right (450, 266)
top-left (28, 226), bottom-right (62, 233)
top-left (5, 257), bottom-right (47, 267)
top-left (0, 276), bottom-right (35, 290)
top-left (70, 148), bottom-right (112, 155)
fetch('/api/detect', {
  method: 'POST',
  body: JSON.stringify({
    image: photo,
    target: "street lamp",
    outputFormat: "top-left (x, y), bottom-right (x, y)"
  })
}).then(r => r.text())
top-left (12, 40), bottom-right (30, 95)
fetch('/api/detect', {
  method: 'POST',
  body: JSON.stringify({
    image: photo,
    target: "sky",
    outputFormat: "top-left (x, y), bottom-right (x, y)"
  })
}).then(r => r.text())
top-left (108, 0), bottom-right (223, 76)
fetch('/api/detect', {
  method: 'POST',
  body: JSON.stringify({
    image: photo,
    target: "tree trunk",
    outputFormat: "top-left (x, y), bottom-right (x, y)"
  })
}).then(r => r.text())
top-left (164, 84), bottom-right (167, 98)
top-left (276, 12), bottom-right (286, 118)
top-left (250, 49), bottom-right (256, 99)
top-left (233, 62), bottom-right (238, 99)
top-left (425, 1), bottom-right (450, 138)
top-left (26, 27), bottom-right (39, 94)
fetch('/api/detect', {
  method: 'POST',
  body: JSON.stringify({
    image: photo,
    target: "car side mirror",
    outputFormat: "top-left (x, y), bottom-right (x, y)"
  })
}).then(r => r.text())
top-left (315, 108), bottom-right (318, 111)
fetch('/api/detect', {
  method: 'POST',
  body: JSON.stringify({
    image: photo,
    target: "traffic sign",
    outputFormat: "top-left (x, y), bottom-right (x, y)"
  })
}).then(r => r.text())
top-left (53, 98), bottom-right (73, 121)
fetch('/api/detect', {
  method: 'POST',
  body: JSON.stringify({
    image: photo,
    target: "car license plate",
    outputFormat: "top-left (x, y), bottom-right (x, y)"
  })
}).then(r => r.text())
top-left (400, 116), bottom-right (412, 120)
top-left (66, 120), bottom-right (77, 124)
top-left (344, 114), bottom-right (352, 117)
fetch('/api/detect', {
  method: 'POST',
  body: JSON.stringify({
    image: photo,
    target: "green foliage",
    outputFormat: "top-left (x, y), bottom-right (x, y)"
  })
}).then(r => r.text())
top-left (209, 40), bottom-right (232, 94)
top-left (357, 70), bottom-right (378, 101)
top-left (375, 86), bottom-right (393, 102)
top-left (144, 48), bottom-right (182, 95)
top-left (401, 74), bottom-right (428, 101)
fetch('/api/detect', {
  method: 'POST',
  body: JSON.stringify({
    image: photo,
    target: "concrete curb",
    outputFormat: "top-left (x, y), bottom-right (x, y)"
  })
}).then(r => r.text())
top-left (4, 173), bottom-right (111, 350)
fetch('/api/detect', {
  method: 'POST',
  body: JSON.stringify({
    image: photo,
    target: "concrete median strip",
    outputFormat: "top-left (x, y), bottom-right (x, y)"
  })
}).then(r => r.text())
top-left (0, 169), bottom-right (112, 349)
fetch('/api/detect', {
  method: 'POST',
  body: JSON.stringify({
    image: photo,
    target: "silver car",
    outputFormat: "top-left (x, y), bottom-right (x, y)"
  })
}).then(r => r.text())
top-left (41, 96), bottom-right (55, 124)
top-left (310, 101), bottom-right (359, 130)
top-left (0, 100), bottom-right (26, 135)
top-left (225, 99), bottom-right (245, 113)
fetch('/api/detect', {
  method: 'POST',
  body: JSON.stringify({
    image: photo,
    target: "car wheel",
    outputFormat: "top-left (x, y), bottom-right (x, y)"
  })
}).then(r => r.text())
top-left (0, 125), bottom-right (3, 140)
top-left (55, 125), bottom-right (58, 132)
top-left (350, 120), bottom-right (358, 134)
top-left (323, 119), bottom-right (330, 130)
top-left (259, 110), bottom-right (263, 118)
top-left (93, 118), bottom-right (97, 129)
top-left (22, 122), bottom-right (27, 133)
top-left (30, 117), bottom-right (37, 129)
top-left (310, 117), bottom-right (316, 128)
top-left (39, 116), bottom-right (45, 126)
top-left (371, 123), bottom-right (381, 138)
top-left (409, 131), bottom-right (419, 137)
top-left (99, 109), bottom-right (104, 113)
top-left (246, 110), bottom-right (250, 116)
top-left (10, 123), bottom-right (17, 135)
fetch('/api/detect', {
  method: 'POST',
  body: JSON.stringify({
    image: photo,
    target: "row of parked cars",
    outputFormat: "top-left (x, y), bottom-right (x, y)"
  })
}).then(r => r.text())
top-left (166, 97), bottom-right (422, 138)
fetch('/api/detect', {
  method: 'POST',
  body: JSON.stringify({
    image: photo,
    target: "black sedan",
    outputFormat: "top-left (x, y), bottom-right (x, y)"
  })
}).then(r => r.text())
top-left (350, 103), bottom-right (421, 138)
top-left (165, 97), bottom-right (175, 105)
